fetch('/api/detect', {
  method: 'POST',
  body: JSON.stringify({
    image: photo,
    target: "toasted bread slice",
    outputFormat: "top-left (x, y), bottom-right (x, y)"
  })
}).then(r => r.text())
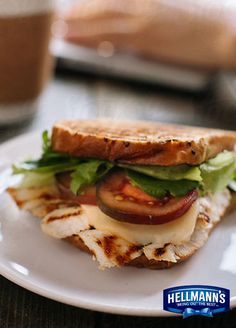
top-left (52, 120), bottom-right (236, 166)
top-left (7, 185), bottom-right (235, 270)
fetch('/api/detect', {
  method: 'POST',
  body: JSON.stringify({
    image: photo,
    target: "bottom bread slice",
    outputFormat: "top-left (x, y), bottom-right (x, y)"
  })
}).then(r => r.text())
top-left (7, 186), bottom-right (236, 269)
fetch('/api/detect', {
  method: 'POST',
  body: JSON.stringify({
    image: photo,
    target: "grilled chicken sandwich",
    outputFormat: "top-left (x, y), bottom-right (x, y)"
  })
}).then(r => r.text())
top-left (8, 120), bottom-right (236, 269)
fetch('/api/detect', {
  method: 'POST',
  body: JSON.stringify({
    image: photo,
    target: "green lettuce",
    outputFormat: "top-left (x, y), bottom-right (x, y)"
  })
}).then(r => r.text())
top-left (19, 172), bottom-right (56, 188)
top-left (127, 170), bottom-right (199, 198)
top-left (12, 131), bottom-right (81, 175)
top-left (200, 151), bottom-right (235, 193)
top-left (121, 152), bottom-right (236, 197)
top-left (126, 151), bottom-right (235, 197)
top-left (13, 131), bottom-right (114, 194)
top-left (70, 160), bottom-right (113, 194)
top-left (12, 160), bottom-right (81, 175)
top-left (120, 164), bottom-right (202, 181)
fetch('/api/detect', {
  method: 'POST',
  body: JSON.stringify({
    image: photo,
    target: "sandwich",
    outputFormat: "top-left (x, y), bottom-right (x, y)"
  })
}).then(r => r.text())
top-left (8, 120), bottom-right (236, 269)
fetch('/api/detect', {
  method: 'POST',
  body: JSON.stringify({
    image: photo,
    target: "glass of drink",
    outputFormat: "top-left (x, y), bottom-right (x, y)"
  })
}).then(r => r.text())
top-left (0, 0), bottom-right (55, 125)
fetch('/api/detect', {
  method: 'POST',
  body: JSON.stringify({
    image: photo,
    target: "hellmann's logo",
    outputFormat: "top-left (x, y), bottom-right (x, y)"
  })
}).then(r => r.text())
top-left (163, 285), bottom-right (230, 318)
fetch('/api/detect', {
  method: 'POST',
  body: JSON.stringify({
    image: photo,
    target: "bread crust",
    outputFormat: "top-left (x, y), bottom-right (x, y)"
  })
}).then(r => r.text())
top-left (65, 192), bottom-right (236, 269)
top-left (52, 120), bottom-right (236, 166)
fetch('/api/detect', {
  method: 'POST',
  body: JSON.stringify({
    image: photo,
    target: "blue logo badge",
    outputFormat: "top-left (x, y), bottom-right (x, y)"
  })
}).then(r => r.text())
top-left (163, 285), bottom-right (230, 318)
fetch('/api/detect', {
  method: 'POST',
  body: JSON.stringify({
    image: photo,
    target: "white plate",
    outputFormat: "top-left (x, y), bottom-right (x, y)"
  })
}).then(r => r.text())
top-left (1, 132), bottom-right (236, 316)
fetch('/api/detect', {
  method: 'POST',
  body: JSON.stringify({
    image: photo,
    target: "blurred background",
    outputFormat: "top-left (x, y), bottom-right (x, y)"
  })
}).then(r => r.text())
top-left (1, 0), bottom-right (236, 143)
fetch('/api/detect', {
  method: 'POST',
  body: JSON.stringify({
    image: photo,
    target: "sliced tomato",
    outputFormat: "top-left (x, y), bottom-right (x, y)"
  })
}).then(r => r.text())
top-left (122, 183), bottom-right (157, 202)
top-left (56, 172), bottom-right (97, 206)
top-left (96, 171), bottom-right (198, 225)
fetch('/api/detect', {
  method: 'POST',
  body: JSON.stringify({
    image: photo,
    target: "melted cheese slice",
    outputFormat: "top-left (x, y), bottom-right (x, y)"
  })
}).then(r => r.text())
top-left (81, 201), bottom-right (199, 248)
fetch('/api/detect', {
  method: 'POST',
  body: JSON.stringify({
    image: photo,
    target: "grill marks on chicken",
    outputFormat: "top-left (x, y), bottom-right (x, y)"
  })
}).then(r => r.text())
top-left (7, 186), bottom-right (231, 269)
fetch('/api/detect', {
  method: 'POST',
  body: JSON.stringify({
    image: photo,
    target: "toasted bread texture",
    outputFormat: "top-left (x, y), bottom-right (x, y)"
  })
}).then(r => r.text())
top-left (52, 120), bottom-right (236, 165)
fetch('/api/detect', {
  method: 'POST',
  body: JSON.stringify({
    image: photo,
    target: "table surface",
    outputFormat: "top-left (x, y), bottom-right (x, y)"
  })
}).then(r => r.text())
top-left (1, 70), bottom-right (236, 327)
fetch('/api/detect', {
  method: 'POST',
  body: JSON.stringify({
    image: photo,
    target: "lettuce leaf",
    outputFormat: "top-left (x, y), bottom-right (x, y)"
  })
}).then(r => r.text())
top-left (126, 151), bottom-right (235, 197)
top-left (12, 160), bottom-right (81, 175)
top-left (200, 151), bottom-right (235, 193)
top-left (19, 172), bottom-right (56, 188)
top-left (120, 164), bottom-right (202, 181)
top-left (42, 130), bottom-right (51, 156)
top-left (12, 131), bottom-right (114, 193)
top-left (127, 170), bottom-right (199, 198)
top-left (12, 131), bottom-right (81, 174)
top-left (70, 160), bottom-right (113, 194)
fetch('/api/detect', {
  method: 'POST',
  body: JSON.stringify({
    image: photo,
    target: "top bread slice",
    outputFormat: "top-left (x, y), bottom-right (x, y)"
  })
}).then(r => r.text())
top-left (52, 120), bottom-right (236, 166)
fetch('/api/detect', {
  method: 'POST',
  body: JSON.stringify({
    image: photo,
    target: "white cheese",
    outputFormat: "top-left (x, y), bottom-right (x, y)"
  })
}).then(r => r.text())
top-left (81, 201), bottom-right (199, 248)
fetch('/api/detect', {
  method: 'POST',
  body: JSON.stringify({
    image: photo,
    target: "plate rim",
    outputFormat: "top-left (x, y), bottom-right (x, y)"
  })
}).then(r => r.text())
top-left (0, 131), bottom-right (236, 317)
top-left (0, 264), bottom-right (176, 317)
top-left (1, 257), bottom-right (236, 317)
